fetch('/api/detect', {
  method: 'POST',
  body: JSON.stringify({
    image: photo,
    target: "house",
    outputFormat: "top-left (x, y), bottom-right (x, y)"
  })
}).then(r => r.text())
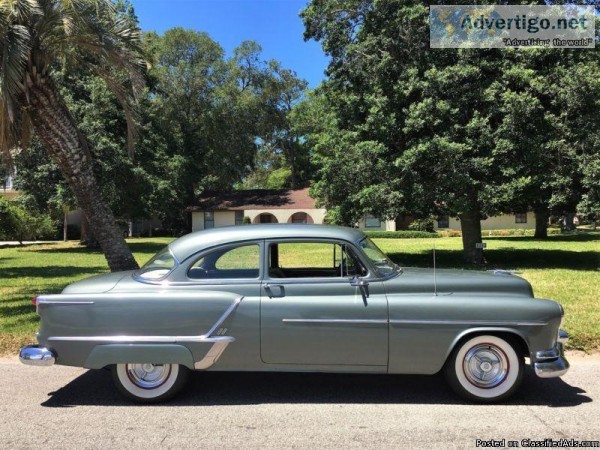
top-left (0, 170), bottom-right (19, 201)
top-left (189, 188), bottom-right (538, 232)
top-left (433, 212), bottom-right (536, 231)
top-left (188, 187), bottom-right (396, 231)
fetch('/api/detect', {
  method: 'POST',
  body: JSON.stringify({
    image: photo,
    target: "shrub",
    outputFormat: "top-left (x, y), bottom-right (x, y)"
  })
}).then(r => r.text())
top-left (438, 229), bottom-right (462, 237)
top-left (0, 198), bottom-right (55, 243)
top-left (408, 218), bottom-right (435, 232)
top-left (364, 230), bottom-right (439, 239)
top-left (482, 228), bottom-right (561, 237)
top-left (243, 216), bottom-right (252, 224)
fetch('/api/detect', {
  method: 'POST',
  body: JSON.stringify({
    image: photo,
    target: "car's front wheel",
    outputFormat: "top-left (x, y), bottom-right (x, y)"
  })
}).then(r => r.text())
top-left (111, 363), bottom-right (189, 403)
top-left (445, 335), bottom-right (524, 402)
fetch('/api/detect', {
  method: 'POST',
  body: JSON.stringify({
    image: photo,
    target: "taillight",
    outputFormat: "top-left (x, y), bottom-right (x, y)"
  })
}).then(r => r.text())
top-left (32, 297), bottom-right (38, 306)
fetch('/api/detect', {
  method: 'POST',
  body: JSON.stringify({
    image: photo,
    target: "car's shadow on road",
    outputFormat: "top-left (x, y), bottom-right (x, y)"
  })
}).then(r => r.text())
top-left (41, 367), bottom-right (591, 408)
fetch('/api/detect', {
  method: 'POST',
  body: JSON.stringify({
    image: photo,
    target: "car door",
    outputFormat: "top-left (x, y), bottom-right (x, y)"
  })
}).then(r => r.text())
top-left (260, 239), bottom-right (388, 367)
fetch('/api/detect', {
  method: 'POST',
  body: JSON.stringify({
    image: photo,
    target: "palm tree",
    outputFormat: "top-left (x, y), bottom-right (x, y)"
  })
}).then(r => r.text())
top-left (0, 0), bottom-right (145, 271)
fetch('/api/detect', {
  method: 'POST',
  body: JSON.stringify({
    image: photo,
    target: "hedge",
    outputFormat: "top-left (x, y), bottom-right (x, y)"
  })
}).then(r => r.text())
top-left (365, 228), bottom-right (562, 239)
top-left (364, 230), bottom-right (439, 239)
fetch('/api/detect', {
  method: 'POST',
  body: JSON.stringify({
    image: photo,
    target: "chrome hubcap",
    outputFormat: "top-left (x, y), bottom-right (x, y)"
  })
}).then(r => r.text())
top-left (126, 363), bottom-right (171, 390)
top-left (463, 344), bottom-right (508, 388)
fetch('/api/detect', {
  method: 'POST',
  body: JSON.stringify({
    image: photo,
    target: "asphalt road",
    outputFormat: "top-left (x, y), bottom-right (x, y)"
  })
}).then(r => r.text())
top-left (0, 353), bottom-right (598, 449)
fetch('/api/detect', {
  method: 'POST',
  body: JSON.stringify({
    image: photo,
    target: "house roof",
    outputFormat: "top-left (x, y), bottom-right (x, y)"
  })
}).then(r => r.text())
top-left (188, 187), bottom-right (318, 211)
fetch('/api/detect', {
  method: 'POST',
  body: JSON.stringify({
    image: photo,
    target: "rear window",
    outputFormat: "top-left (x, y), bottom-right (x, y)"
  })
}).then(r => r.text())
top-left (188, 244), bottom-right (260, 280)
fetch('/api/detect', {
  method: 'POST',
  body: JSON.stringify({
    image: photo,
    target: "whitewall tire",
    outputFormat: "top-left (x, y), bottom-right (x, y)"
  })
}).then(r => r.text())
top-left (445, 335), bottom-right (524, 402)
top-left (111, 363), bottom-right (189, 403)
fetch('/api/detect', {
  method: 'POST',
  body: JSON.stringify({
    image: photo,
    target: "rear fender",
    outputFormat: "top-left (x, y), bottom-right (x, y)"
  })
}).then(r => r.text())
top-left (84, 344), bottom-right (195, 369)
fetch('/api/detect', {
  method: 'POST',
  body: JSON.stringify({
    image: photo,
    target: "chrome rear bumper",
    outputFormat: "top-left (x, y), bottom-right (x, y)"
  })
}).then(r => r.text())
top-left (19, 345), bottom-right (55, 366)
top-left (534, 330), bottom-right (570, 378)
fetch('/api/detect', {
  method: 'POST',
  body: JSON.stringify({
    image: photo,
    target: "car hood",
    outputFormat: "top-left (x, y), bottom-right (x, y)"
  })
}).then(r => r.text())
top-left (62, 270), bottom-right (135, 294)
top-left (384, 267), bottom-right (534, 297)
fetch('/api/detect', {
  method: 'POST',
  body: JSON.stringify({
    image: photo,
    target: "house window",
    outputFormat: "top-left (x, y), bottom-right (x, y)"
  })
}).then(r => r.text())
top-left (235, 211), bottom-right (244, 225)
top-left (515, 213), bottom-right (527, 224)
top-left (204, 211), bottom-right (215, 229)
top-left (437, 215), bottom-right (450, 228)
top-left (365, 214), bottom-right (381, 228)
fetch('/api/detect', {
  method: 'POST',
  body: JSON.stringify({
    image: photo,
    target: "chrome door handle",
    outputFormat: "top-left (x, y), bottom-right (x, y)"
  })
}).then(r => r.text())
top-left (263, 283), bottom-right (285, 298)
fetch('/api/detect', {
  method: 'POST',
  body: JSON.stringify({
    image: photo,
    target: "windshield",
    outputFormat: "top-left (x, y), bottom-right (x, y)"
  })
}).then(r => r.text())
top-left (359, 238), bottom-right (400, 277)
top-left (135, 247), bottom-right (177, 280)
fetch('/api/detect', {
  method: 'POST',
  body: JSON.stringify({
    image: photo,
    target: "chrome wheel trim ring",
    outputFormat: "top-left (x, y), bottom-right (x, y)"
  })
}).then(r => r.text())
top-left (462, 343), bottom-right (509, 389)
top-left (125, 363), bottom-right (172, 390)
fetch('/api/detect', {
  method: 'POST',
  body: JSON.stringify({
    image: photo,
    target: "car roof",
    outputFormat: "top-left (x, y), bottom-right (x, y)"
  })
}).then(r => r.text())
top-left (169, 224), bottom-right (367, 262)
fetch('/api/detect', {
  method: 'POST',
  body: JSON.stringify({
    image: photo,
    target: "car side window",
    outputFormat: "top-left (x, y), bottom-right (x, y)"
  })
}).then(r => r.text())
top-left (268, 242), bottom-right (366, 278)
top-left (188, 244), bottom-right (260, 280)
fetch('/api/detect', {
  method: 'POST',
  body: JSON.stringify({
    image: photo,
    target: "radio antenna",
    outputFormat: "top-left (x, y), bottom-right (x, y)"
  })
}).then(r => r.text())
top-left (433, 242), bottom-right (438, 296)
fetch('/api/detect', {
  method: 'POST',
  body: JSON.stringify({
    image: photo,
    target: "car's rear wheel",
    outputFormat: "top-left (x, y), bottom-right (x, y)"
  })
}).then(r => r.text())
top-left (111, 363), bottom-right (189, 403)
top-left (445, 334), bottom-right (523, 403)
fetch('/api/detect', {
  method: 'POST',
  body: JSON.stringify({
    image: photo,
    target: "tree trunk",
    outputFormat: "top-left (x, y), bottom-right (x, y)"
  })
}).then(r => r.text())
top-left (459, 210), bottom-right (484, 264)
top-left (63, 208), bottom-right (68, 242)
top-left (561, 213), bottom-right (576, 232)
top-left (27, 78), bottom-right (139, 271)
top-left (80, 214), bottom-right (99, 248)
top-left (534, 207), bottom-right (549, 239)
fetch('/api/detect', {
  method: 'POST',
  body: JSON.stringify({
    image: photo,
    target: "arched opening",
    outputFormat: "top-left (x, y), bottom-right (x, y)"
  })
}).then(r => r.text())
top-left (288, 212), bottom-right (314, 224)
top-left (253, 213), bottom-right (278, 224)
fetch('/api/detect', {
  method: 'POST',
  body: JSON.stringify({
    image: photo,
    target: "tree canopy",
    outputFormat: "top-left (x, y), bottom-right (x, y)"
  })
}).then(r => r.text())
top-left (301, 0), bottom-right (600, 263)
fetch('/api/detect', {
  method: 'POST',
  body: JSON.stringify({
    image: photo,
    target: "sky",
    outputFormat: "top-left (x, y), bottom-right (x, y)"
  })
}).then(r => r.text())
top-left (134, 0), bottom-right (330, 88)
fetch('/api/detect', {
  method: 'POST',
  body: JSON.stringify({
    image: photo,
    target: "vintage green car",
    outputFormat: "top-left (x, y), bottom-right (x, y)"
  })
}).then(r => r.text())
top-left (19, 224), bottom-right (569, 403)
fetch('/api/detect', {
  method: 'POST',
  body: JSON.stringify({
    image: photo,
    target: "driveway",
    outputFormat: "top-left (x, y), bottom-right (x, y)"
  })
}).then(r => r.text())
top-left (0, 352), bottom-right (598, 449)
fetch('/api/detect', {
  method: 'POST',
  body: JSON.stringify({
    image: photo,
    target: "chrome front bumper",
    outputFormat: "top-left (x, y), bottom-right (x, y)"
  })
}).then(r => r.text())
top-left (19, 345), bottom-right (55, 366)
top-left (534, 330), bottom-right (570, 378)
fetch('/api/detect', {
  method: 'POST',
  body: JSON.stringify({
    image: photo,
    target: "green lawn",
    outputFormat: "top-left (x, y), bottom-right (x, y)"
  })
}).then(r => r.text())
top-left (0, 233), bottom-right (598, 355)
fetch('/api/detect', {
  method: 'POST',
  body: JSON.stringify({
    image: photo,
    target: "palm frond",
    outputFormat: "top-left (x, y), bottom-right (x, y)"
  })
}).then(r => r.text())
top-left (0, 0), bottom-right (40, 22)
top-left (0, 0), bottom-right (147, 162)
top-left (0, 24), bottom-right (30, 112)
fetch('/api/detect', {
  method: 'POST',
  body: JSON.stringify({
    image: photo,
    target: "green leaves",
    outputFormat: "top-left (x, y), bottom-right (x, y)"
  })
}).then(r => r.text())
top-left (302, 0), bottom-right (600, 234)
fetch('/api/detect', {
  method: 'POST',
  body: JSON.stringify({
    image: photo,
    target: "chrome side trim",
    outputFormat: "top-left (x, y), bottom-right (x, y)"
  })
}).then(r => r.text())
top-left (49, 297), bottom-right (244, 371)
top-left (37, 301), bottom-right (95, 306)
top-left (389, 319), bottom-right (547, 326)
top-left (194, 341), bottom-right (229, 369)
top-left (48, 335), bottom-right (235, 343)
top-left (282, 319), bottom-right (388, 324)
top-left (204, 296), bottom-right (244, 337)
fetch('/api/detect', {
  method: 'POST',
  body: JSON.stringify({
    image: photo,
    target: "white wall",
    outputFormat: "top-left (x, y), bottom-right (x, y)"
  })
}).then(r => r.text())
top-left (192, 211), bottom-right (237, 231)
top-left (356, 217), bottom-right (396, 231)
top-left (192, 209), bottom-right (327, 231)
top-left (191, 212), bottom-right (204, 231)
top-left (435, 212), bottom-right (536, 231)
top-left (245, 208), bottom-right (327, 225)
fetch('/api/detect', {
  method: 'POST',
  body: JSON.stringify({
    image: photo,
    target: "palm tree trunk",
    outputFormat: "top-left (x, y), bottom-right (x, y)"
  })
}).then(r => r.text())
top-left (459, 210), bottom-right (484, 265)
top-left (26, 79), bottom-right (139, 272)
